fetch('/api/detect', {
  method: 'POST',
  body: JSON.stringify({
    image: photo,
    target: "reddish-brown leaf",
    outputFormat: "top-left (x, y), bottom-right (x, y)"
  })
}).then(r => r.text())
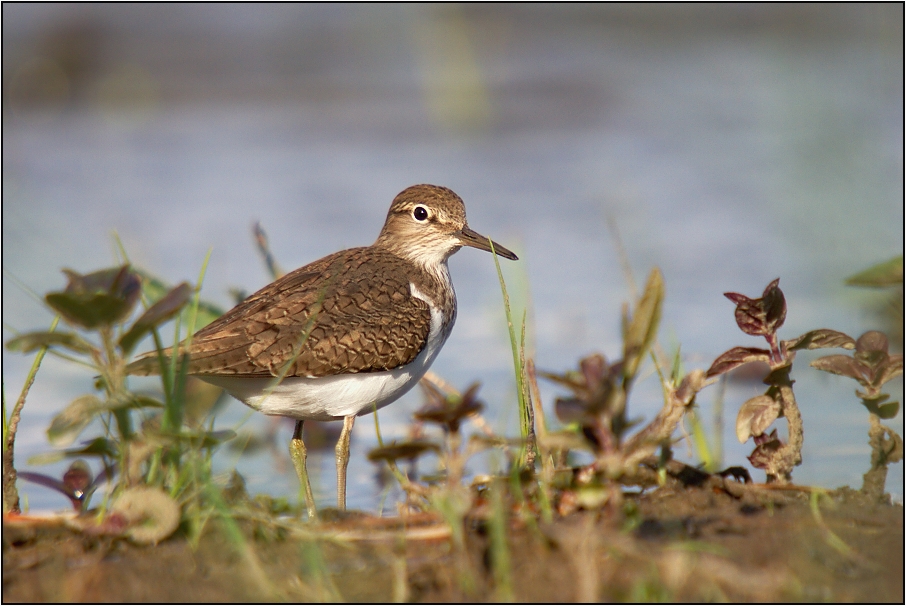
top-left (747, 429), bottom-right (783, 470)
top-left (119, 282), bottom-right (193, 354)
top-left (706, 347), bottom-right (772, 378)
top-left (876, 355), bottom-right (904, 390)
top-left (810, 354), bottom-right (870, 386)
top-left (724, 278), bottom-right (786, 337)
top-left (783, 329), bottom-right (855, 352)
top-left (856, 330), bottom-right (889, 354)
top-left (414, 382), bottom-right (483, 433)
top-left (554, 398), bottom-right (589, 425)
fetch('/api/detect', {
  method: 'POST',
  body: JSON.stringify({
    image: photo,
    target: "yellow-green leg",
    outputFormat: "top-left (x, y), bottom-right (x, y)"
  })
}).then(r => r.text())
top-left (289, 420), bottom-right (318, 521)
top-left (335, 415), bottom-right (356, 511)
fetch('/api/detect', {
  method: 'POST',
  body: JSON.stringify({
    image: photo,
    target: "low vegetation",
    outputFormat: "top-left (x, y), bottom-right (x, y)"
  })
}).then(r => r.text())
top-left (2, 244), bottom-right (902, 601)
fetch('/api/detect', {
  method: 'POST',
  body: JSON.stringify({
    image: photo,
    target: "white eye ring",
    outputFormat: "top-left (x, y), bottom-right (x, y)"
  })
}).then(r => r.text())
top-left (412, 205), bottom-right (429, 222)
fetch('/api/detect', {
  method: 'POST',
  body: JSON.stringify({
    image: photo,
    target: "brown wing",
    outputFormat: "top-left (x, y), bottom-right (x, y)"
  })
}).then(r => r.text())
top-left (127, 248), bottom-right (432, 378)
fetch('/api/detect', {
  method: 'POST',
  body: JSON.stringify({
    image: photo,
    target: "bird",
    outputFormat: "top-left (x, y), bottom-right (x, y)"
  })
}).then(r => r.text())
top-left (126, 184), bottom-right (518, 518)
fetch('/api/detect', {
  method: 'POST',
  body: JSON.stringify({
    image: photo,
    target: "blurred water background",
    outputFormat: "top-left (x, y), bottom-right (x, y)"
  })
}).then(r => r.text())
top-left (3, 4), bottom-right (903, 512)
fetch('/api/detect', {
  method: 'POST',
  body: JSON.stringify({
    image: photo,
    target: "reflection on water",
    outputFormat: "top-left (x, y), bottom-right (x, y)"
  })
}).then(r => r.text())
top-left (3, 4), bottom-right (902, 511)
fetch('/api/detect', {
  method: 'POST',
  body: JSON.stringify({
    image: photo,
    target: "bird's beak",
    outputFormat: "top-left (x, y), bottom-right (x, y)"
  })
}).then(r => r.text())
top-left (457, 226), bottom-right (519, 261)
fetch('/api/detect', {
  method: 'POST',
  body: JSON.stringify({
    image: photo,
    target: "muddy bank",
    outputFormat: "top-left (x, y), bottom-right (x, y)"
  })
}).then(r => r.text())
top-left (3, 485), bottom-right (902, 603)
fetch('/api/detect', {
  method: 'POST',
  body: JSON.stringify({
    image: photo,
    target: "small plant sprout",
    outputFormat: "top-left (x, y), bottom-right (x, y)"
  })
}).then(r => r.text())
top-left (412, 379), bottom-right (484, 488)
top-left (6, 266), bottom-right (190, 454)
top-left (542, 269), bottom-right (705, 512)
top-left (810, 331), bottom-right (904, 502)
top-left (366, 378), bottom-right (487, 512)
top-left (16, 459), bottom-right (114, 512)
top-left (707, 278), bottom-right (865, 484)
top-left (5, 263), bottom-right (233, 541)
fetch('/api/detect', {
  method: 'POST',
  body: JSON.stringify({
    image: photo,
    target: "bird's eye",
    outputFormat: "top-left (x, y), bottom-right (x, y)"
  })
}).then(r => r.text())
top-left (412, 206), bottom-right (429, 222)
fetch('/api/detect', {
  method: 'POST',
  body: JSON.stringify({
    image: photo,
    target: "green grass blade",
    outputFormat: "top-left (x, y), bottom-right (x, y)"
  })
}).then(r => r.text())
top-left (489, 240), bottom-right (531, 464)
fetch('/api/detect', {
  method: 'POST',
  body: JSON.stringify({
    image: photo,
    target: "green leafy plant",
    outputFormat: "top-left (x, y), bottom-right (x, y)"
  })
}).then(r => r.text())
top-left (5, 263), bottom-right (234, 542)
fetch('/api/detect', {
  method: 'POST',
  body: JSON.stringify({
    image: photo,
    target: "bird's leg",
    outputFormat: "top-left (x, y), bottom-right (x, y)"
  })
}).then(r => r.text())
top-left (289, 420), bottom-right (318, 521)
top-left (335, 415), bottom-right (356, 511)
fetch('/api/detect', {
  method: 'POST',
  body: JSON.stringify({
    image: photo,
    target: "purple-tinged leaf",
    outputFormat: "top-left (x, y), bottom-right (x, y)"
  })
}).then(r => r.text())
top-left (810, 354), bottom-right (869, 386)
top-left (419, 376), bottom-right (448, 408)
top-left (753, 428), bottom-right (780, 446)
top-left (783, 329), bottom-right (855, 352)
top-left (854, 350), bottom-right (888, 386)
top-left (62, 266), bottom-right (129, 295)
top-left (736, 395), bottom-right (781, 443)
top-left (762, 360), bottom-right (794, 387)
top-left (761, 278), bottom-right (786, 331)
top-left (46, 292), bottom-right (135, 330)
top-left (723, 292), bottom-right (752, 307)
top-left (414, 381), bottom-right (484, 433)
top-left (725, 278), bottom-right (786, 337)
top-left (62, 460), bottom-right (93, 497)
top-left (16, 471), bottom-right (79, 508)
top-left (538, 369), bottom-right (588, 395)
top-left (580, 354), bottom-right (608, 389)
top-left (135, 269), bottom-right (224, 330)
top-left (747, 429), bottom-right (783, 470)
top-left (17, 459), bottom-right (97, 511)
top-left (856, 331), bottom-right (889, 355)
top-left (555, 397), bottom-right (589, 424)
top-left (876, 355), bottom-right (904, 390)
top-left (46, 265), bottom-right (142, 330)
top-left (706, 347), bottom-right (772, 378)
top-left (67, 264), bottom-right (141, 307)
top-left (119, 282), bottom-right (193, 354)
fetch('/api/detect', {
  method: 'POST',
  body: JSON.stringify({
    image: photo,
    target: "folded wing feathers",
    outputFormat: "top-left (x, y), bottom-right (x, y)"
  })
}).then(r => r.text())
top-left (125, 248), bottom-right (434, 380)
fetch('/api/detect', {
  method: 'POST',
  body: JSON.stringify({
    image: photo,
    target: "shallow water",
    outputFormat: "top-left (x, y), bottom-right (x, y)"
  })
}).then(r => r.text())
top-left (3, 4), bottom-right (902, 511)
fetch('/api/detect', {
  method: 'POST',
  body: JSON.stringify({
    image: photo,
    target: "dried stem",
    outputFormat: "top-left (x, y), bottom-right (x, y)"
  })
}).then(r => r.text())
top-left (619, 370), bottom-right (704, 469)
top-left (3, 317), bottom-right (60, 513)
top-left (763, 369), bottom-right (803, 484)
top-left (860, 413), bottom-right (904, 502)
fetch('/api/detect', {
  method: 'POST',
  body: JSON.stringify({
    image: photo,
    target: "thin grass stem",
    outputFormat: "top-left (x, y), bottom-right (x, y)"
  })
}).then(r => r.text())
top-left (3, 317), bottom-right (60, 513)
top-left (489, 239), bottom-right (532, 467)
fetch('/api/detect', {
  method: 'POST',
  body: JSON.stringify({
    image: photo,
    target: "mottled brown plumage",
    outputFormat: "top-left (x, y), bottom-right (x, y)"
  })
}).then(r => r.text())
top-left (128, 247), bottom-right (437, 378)
top-left (125, 183), bottom-right (517, 516)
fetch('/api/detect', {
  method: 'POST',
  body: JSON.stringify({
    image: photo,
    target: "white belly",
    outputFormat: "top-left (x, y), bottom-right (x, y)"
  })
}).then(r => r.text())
top-left (202, 346), bottom-right (437, 421)
top-left (200, 282), bottom-right (451, 422)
